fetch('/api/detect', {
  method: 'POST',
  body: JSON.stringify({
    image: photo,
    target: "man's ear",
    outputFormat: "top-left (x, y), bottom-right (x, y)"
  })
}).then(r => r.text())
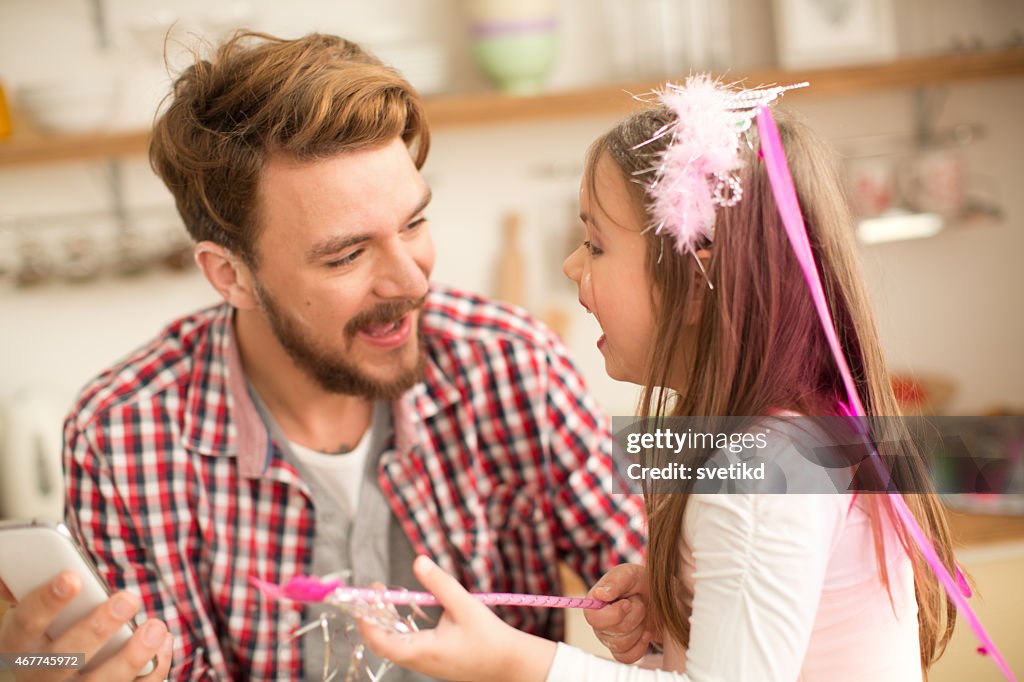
top-left (193, 241), bottom-right (259, 309)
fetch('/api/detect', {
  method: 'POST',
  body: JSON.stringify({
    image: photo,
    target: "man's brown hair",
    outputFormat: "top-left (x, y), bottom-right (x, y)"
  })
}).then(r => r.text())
top-left (150, 31), bottom-right (430, 266)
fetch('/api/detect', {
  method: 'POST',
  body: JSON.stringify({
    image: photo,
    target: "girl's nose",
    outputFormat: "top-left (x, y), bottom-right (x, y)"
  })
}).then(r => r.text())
top-left (562, 245), bottom-right (583, 283)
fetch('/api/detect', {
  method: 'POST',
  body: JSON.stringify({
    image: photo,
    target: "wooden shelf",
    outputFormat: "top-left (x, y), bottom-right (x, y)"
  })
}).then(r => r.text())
top-left (0, 127), bottom-right (150, 169)
top-left (427, 47), bottom-right (1024, 127)
top-left (2, 48), bottom-right (1023, 169)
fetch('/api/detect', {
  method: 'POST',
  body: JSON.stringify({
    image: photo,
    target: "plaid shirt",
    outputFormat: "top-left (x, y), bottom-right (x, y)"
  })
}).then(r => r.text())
top-left (63, 286), bottom-right (646, 680)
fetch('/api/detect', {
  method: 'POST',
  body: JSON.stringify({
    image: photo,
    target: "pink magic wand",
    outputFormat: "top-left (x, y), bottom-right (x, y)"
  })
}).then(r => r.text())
top-left (251, 575), bottom-right (607, 611)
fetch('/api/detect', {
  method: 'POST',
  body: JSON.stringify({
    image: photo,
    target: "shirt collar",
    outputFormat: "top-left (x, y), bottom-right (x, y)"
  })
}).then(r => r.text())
top-left (394, 345), bottom-right (462, 453)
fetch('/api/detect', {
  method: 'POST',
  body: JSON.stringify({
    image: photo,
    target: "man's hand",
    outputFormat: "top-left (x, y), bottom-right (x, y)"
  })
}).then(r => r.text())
top-left (584, 563), bottom-right (659, 663)
top-left (0, 573), bottom-right (173, 681)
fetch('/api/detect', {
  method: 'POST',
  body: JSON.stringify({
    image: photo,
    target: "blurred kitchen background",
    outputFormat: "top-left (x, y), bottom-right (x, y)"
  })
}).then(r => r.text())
top-left (0, 0), bottom-right (1022, 677)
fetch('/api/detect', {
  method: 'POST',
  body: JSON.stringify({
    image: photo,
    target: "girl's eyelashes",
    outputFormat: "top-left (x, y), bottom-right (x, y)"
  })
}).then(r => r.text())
top-left (583, 240), bottom-right (604, 256)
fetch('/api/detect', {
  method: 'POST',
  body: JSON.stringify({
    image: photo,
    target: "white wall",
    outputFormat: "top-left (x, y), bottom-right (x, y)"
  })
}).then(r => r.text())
top-left (0, 0), bottom-right (1022, 426)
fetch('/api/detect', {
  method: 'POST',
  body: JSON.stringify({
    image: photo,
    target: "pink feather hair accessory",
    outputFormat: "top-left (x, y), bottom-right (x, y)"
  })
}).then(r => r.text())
top-left (636, 75), bottom-right (808, 254)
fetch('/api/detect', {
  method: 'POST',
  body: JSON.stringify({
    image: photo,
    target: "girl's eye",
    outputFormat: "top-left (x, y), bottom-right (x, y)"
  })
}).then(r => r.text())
top-left (326, 250), bottom-right (362, 268)
top-left (583, 240), bottom-right (603, 256)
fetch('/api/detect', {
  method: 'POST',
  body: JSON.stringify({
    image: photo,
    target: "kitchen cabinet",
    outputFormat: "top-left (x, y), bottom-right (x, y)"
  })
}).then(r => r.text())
top-left (928, 508), bottom-right (1024, 681)
top-left (1, 48), bottom-right (1023, 170)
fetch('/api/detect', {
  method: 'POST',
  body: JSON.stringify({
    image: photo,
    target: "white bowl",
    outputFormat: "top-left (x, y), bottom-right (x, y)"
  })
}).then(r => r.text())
top-left (16, 77), bottom-right (118, 135)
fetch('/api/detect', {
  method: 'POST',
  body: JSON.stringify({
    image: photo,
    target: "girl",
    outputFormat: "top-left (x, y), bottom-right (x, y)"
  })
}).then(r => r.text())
top-left (358, 77), bottom-right (958, 681)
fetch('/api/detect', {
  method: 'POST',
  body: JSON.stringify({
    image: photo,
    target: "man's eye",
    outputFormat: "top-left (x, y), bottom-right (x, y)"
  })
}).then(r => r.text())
top-left (407, 217), bottom-right (428, 231)
top-left (326, 250), bottom-right (362, 268)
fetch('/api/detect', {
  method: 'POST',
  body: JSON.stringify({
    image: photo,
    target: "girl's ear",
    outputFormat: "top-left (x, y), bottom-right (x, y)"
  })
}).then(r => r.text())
top-left (193, 241), bottom-right (259, 309)
top-left (686, 248), bottom-right (713, 325)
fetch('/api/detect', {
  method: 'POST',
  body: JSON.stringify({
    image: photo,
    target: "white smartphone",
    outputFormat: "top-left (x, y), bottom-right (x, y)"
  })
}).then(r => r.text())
top-left (0, 519), bottom-right (156, 676)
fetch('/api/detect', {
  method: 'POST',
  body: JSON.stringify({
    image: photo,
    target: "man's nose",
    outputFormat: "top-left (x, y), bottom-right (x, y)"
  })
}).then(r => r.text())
top-left (376, 242), bottom-right (429, 300)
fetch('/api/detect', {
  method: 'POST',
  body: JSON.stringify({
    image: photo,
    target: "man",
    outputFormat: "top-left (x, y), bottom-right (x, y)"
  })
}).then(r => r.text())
top-left (0, 31), bottom-right (645, 680)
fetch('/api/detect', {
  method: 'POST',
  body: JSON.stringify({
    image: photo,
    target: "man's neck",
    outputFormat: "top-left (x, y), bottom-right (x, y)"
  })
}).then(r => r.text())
top-left (233, 307), bottom-right (373, 453)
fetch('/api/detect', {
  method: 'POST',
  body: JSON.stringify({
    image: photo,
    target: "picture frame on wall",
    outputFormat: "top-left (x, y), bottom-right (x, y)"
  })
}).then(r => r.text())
top-left (773, 0), bottom-right (898, 69)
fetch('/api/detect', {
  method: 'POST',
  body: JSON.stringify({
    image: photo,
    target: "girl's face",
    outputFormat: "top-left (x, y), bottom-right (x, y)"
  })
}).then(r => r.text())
top-left (563, 152), bottom-right (656, 384)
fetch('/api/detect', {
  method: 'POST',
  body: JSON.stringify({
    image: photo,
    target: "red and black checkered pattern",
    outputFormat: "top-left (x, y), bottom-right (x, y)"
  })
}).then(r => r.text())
top-left (64, 285), bottom-right (646, 680)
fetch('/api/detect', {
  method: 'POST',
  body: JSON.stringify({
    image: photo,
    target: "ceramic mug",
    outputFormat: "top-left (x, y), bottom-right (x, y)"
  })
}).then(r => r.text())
top-left (898, 149), bottom-right (966, 217)
top-left (846, 155), bottom-right (895, 218)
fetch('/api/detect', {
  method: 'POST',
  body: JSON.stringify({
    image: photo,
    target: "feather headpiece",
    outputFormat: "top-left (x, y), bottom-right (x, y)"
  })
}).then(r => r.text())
top-left (637, 76), bottom-right (808, 254)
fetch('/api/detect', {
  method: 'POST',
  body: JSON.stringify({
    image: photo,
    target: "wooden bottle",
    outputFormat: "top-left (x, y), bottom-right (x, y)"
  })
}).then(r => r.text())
top-left (496, 212), bottom-right (525, 308)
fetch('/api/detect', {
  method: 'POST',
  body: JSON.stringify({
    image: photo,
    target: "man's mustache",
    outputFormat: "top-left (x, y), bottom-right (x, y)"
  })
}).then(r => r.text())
top-left (345, 295), bottom-right (427, 337)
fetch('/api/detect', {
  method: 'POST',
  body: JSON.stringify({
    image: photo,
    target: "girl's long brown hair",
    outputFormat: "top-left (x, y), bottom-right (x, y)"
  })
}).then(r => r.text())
top-left (587, 106), bottom-right (957, 673)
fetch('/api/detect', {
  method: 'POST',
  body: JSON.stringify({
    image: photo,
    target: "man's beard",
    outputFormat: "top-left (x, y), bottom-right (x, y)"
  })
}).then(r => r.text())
top-left (254, 282), bottom-right (427, 401)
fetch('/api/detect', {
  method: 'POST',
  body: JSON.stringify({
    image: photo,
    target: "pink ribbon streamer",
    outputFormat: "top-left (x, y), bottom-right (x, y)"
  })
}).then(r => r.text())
top-left (251, 575), bottom-right (607, 610)
top-left (756, 106), bottom-right (1015, 681)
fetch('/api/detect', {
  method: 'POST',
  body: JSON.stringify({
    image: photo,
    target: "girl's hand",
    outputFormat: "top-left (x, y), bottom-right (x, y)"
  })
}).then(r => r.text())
top-left (357, 556), bottom-right (556, 682)
top-left (584, 563), bottom-right (659, 663)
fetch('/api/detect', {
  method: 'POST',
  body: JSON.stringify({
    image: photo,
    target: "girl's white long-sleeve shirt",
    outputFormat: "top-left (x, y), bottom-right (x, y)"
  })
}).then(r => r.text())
top-left (546, 490), bottom-right (922, 682)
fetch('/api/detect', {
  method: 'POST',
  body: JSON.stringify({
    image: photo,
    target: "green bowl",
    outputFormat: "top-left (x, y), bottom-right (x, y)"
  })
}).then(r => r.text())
top-left (471, 31), bottom-right (558, 96)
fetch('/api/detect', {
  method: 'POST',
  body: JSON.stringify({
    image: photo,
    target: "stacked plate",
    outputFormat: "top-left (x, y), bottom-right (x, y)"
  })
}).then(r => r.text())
top-left (16, 76), bottom-right (118, 135)
top-left (373, 41), bottom-right (449, 97)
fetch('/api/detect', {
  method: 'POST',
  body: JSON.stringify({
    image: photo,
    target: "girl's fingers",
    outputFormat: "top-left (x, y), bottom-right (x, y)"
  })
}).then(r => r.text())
top-left (602, 596), bottom-right (647, 635)
top-left (356, 613), bottom-right (425, 666)
top-left (585, 595), bottom-right (635, 631)
top-left (588, 563), bottom-right (645, 601)
top-left (357, 615), bottom-right (395, 655)
top-left (361, 558), bottom-right (541, 682)
top-left (600, 624), bottom-right (643, 653)
top-left (360, 558), bottom-right (475, 665)
top-left (609, 630), bottom-right (652, 664)
top-left (361, 556), bottom-right (489, 667)
top-left (411, 556), bottom-right (483, 618)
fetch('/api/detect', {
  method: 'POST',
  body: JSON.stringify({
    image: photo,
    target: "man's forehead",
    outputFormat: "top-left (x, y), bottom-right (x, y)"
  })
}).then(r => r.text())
top-left (258, 144), bottom-right (426, 217)
top-left (302, 187), bottom-right (433, 262)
